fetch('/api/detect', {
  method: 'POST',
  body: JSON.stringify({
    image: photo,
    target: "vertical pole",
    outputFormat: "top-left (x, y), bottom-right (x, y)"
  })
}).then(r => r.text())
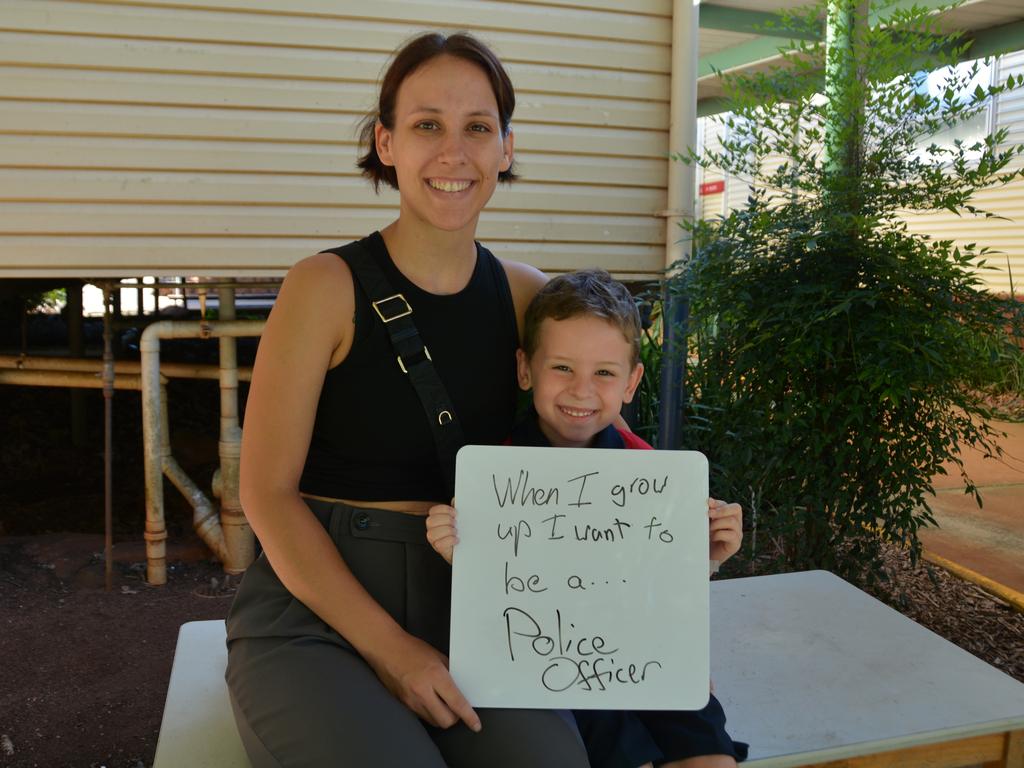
top-left (823, 0), bottom-right (868, 212)
top-left (217, 285), bottom-right (253, 573)
top-left (140, 325), bottom-right (168, 585)
top-left (66, 281), bottom-right (87, 447)
top-left (102, 287), bottom-right (115, 591)
top-left (658, 0), bottom-right (700, 449)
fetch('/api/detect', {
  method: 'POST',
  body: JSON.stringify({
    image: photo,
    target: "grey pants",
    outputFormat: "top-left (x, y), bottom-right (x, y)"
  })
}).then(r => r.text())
top-left (225, 499), bottom-right (589, 768)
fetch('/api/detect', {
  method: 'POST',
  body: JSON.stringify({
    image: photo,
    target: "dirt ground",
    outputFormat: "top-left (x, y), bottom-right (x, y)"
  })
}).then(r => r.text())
top-left (0, 538), bottom-right (230, 768)
top-left (1, 373), bottom-right (1022, 768)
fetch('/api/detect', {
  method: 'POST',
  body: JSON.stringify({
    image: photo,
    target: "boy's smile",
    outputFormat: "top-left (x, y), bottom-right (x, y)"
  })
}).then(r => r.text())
top-left (517, 315), bottom-right (643, 448)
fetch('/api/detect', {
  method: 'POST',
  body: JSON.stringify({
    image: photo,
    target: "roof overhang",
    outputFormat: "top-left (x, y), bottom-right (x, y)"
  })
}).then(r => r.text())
top-left (696, 0), bottom-right (1024, 116)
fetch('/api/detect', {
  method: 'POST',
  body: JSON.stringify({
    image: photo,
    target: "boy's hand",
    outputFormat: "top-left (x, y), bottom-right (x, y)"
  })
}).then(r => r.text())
top-left (426, 503), bottom-right (458, 565)
top-left (709, 498), bottom-right (742, 564)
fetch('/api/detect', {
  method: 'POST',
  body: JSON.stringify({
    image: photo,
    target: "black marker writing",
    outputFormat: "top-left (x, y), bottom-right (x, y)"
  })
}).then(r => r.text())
top-left (492, 470), bottom-right (559, 508)
top-left (540, 512), bottom-right (566, 540)
top-left (504, 561), bottom-right (547, 595)
top-left (573, 517), bottom-right (631, 543)
top-left (610, 475), bottom-right (670, 507)
top-left (497, 519), bottom-right (532, 556)
top-left (644, 516), bottom-right (675, 543)
top-left (501, 607), bottom-right (661, 693)
top-left (566, 472), bottom-right (598, 507)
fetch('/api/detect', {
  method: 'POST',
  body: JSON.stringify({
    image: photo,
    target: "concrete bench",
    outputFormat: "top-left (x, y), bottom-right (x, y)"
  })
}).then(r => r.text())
top-left (153, 570), bottom-right (1024, 768)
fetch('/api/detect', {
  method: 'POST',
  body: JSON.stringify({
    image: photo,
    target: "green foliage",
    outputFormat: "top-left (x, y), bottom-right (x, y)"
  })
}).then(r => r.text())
top-left (673, 0), bottom-right (1024, 579)
top-left (631, 296), bottom-right (664, 446)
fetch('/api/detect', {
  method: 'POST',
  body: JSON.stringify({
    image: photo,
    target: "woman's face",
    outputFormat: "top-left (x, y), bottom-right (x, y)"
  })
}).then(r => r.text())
top-left (375, 54), bottom-right (514, 236)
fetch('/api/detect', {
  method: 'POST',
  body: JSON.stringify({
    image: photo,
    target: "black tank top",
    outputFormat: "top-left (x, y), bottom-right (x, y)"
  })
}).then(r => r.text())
top-left (299, 232), bottom-right (520, 502)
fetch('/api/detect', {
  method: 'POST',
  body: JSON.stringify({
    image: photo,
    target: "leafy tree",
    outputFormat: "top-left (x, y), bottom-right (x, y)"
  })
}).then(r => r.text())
top-left (672, 0), bottom-right (1024, 578)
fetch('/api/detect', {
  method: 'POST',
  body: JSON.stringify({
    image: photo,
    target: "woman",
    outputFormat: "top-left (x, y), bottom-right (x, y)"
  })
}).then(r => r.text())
top-left (225, 32), bottom-right (591, 767)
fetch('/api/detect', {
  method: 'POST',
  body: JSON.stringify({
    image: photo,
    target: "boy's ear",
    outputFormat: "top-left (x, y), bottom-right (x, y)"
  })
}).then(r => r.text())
top-left (621, 362), bottom-right (645, 404)
top-left (515, 348), bottom-right (532, 391)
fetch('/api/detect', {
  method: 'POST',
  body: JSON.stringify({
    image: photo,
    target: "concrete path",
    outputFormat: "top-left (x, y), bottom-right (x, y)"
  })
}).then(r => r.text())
top-left (919, 420), bottom-right (1024, 595)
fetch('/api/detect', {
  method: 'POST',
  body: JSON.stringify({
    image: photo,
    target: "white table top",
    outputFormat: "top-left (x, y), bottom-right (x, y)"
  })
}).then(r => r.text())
top-left (710, 570), bottom-right (1024, 767)
top-left (154, 570), bottom-right (1024, 768)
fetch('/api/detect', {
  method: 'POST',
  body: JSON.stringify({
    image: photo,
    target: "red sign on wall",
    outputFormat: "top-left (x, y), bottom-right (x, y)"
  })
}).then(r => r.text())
top-left (699, 180), bottom-right (725, 196)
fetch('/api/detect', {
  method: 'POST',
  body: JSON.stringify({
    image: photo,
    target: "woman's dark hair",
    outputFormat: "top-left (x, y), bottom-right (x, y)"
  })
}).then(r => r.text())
top-left (357, 31), bottom-right (518, 191)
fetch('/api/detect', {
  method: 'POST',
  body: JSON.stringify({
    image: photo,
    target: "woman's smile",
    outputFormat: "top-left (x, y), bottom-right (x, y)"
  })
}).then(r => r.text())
top-left (426, 178), bottom-right (475, 193)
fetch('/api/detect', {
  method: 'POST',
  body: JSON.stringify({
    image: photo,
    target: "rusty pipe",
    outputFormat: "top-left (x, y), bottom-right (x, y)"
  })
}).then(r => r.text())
top-left (159, 384), bottom-right (229, 564)
top-left (140, 317), bottom-right (263, 584)
top-left (0, 369), bottom-right (144, 390)
top-left (0, 355), bottom-right (252, 382)
top-left (215, 288), bottom-right (253, 574)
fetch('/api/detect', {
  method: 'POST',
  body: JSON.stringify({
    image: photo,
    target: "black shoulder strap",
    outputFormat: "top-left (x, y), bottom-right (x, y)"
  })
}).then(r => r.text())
top-left (341, 241), bottom-right (465, 499)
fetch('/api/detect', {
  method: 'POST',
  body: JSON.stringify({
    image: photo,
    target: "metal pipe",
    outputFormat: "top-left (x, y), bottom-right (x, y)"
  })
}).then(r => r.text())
top-left (215, 287), bottom-right (253, 574)
top-left (102, 289), bottom-right (114, 592)
top-left (140, 317), bottom-right (264, 584)
top-left (0, 369), bottom-right (144, 390)
top-left (160, 383), bottom-right (229, 564)
top-left (659, 0), bottom-right (700, 450)
top-left (67, 282), bottom-right (87, 447)
top-left (0, 355), bottom-right (252, 382)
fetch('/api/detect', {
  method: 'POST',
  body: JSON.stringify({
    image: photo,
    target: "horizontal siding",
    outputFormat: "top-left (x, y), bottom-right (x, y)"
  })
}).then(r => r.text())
top-left (701, 51), bottom-right (1024, 295)
top-left (0, 32), bottom-right (671, 101)
top-left (0, 237), bottom-right (666, 277)
top-left (0, 172), bottom-right (665, 216)
top-left (0, 136), bottom-right (668, 187)
top-left (28, 0), bottom-right (673, 45)
top-left (3, 1), bottom-right (671, 73)
top-left (901, 51), bottom-right (1024, 293)
top-left (0, 66), bottom-right (671, 131)
top-left (0, 102), bottom-right (668, 158)
top-left (0, 0), bottom-right (673, 278)
top-left (0, 205), bottom-right (663, 244)
top-left (901, 178), bottom-right (1024, 295)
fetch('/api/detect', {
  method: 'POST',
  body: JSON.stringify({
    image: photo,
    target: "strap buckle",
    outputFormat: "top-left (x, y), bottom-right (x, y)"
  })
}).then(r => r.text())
top-left (397, 346), bottom-right (431, 374)
top-left (372, 293), bottom-right (412, 323)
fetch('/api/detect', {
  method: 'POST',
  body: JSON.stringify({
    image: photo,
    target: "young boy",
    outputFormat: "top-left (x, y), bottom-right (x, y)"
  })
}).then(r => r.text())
top-left (426, 269), bottom-right (748, 768)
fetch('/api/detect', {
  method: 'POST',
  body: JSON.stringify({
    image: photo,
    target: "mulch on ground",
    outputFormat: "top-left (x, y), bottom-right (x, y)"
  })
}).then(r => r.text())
top-left (868, 545), bottom-right (1024, 683)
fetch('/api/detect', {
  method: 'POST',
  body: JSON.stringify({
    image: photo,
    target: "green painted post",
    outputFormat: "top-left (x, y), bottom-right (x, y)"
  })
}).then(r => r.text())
top-left (823, 0), bottom-right (868, 209)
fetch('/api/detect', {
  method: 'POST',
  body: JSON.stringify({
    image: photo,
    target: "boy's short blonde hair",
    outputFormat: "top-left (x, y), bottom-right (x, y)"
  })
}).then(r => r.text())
top-left (522, 269), bottom-right (642, 367)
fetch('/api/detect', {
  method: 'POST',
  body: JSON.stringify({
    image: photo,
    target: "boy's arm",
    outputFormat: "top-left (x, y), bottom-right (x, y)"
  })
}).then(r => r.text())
top-left (426, 503), bottom-right (458, 565)
top-left (709, 498), bottom-right (742, 566)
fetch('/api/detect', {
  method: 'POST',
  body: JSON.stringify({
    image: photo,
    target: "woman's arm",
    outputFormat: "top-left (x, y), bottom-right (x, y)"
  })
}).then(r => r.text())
top-left (500, 259), bottom-right (548, 340)
top-left (240, 252), bottom-right (479, 731)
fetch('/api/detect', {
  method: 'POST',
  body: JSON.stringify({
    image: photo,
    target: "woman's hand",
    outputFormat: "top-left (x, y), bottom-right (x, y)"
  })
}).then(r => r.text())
top-left (425, 503), bottom-right (458, 565)
top-left (709, 498), bottom-right (743, 564)
top-left (368, 631), bottom-right (481, 732)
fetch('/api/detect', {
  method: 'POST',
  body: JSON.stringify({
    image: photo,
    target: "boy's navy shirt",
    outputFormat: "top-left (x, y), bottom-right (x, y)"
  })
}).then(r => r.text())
top-left (506, 407), bottom-right (651, 450)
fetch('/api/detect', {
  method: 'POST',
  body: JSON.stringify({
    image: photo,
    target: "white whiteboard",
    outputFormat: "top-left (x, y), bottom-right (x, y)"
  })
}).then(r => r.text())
top-left (449, 445), bottom-right (710, 710)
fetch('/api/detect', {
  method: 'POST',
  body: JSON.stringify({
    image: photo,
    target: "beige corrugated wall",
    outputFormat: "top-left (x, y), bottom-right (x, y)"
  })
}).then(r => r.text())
top-left (901, 50), bottom-right (1024, 295)
top-left (706, 50), bottom-right (1024, 295)
top-left (0, 0), bottom-right (673, 278)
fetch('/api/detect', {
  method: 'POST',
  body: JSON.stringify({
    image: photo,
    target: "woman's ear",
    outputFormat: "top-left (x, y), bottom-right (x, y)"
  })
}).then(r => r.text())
top-left (500, 128), bottom-right (514, 173)
top-left (515, 348), bottom-right (532, 391)
top-left (375, 121), bottom-right (395, 167)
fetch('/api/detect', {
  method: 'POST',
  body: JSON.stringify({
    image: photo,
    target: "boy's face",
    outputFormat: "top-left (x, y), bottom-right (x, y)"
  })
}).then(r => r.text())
top-left (516, 315), bottom-right (644, 448)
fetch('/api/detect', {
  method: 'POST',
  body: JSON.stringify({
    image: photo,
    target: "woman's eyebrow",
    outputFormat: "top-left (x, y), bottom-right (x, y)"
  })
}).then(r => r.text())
top-left (408, 106), bottom-right (499, 119)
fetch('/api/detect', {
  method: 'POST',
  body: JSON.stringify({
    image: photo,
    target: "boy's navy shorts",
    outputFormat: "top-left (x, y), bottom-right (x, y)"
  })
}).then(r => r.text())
top-left (574, 696), bottom-right (749, 768)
